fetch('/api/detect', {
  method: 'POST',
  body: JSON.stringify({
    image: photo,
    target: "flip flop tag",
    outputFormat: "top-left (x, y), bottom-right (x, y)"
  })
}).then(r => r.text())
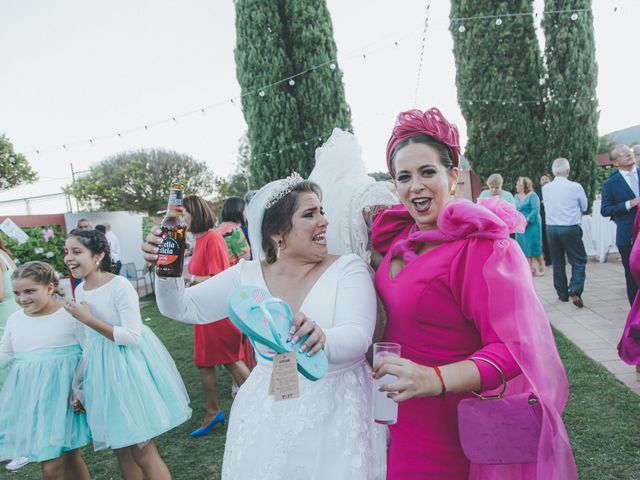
top-left (270, 351), bottom-right (300, 401)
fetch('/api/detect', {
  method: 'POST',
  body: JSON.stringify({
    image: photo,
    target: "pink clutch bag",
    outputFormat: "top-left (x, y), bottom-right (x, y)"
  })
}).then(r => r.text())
top-left (457, 357), bottom-right (543, 465)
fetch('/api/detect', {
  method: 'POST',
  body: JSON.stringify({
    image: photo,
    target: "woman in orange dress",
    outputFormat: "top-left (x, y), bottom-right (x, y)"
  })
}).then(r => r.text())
top-left (183, 195), bottom-right (250, 437)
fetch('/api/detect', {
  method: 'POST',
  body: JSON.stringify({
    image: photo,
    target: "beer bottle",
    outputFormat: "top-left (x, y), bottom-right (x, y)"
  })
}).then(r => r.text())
top-left (156, 182), bottom-right (187, 277)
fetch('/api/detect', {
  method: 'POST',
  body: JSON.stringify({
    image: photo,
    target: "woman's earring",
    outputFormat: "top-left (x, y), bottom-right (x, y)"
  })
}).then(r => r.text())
top-left (450, 184), bottom-right (456, 195)
top-left (276, 240), bottom-right (282, 260)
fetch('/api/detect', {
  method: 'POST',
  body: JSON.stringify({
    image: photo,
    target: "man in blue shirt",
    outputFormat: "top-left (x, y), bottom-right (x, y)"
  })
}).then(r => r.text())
top-left (601, 145), bottom-right (639, 306)
top-left (542, 158), bottom-right (588, 307)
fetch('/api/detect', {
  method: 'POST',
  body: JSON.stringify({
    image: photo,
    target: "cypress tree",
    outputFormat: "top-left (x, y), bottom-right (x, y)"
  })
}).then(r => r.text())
top-left (450, 1), bottom-right (547, 192)
top-left (234, 0), bottom-right (302, 186)
top-left (542, 2), bottom-right (598, 205)
top-left (235, 0), bottom-right (352, 187)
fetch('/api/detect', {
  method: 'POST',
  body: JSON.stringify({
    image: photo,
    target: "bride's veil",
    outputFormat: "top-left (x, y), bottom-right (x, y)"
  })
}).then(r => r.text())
top-left (310, 128), bottom-right (398, 263)
top-left (247, 179), bottom-right (284, 261)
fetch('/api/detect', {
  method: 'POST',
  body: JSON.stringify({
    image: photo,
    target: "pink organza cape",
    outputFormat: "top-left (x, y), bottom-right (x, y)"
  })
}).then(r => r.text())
top-left (373, 197), bottom-right (577, 480)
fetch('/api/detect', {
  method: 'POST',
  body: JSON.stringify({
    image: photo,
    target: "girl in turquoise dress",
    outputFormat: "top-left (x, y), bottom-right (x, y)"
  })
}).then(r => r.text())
top-left (0, 261), bottom-right (91, 478)
top-left (63, 229), bottom-right (190, 479)
top-left (515, 176), bottom-right (545, 275)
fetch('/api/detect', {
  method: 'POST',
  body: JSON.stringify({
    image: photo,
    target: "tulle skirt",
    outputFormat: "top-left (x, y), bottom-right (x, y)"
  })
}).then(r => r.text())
top-left (0, 345), bottom-right (91, 462)
top-left (222, 360), bottom-right (387, 480)
top-left (83, 326), bottom-right (191, 450)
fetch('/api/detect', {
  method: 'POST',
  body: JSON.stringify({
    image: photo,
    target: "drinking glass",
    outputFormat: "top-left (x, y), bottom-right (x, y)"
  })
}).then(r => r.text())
top-left (372, 342), bottom-right (401, 425)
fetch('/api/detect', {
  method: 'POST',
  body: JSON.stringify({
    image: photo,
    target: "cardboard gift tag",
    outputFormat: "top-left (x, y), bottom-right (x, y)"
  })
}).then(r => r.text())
top-left (269, 351), bottom-right (299, 401)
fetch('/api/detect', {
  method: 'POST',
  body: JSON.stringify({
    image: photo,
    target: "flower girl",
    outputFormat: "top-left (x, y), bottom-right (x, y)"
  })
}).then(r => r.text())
top-left (0, 261), bottom-right (91, 479)
top-left (63, 229), bottom-right (190, 479)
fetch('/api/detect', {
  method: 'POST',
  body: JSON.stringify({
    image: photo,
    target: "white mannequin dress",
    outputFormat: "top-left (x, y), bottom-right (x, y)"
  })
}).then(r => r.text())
top-left (156, 254), bottom-right (387, 480)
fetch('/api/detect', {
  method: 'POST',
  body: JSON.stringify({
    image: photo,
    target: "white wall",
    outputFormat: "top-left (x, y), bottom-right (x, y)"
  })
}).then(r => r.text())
top-left (64, 211), bottom-right (147, 273)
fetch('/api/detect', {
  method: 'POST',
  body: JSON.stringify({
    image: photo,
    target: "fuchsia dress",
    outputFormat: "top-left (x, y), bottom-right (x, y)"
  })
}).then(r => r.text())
top-left (373, 198), bottom-right (576, 480)
top-left (618, 210), bottom-right (640, 363)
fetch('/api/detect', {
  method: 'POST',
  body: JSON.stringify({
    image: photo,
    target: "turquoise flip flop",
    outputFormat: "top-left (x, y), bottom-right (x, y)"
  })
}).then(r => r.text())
top-left (227, 285), bottom-right (328, 381)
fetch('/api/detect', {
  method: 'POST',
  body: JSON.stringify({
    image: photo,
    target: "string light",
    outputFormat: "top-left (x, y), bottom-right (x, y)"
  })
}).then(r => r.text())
top-left (454, 7), bottom-right (592, 33)
top-left (250, 129), bottom-right (347, 161)
top-left (21, 5), bottom-right (603, 157)
top-left (413, 0), bottom-right (432, 108)
top-left (21, 30), bottom-right (416, 156)
top-left (462, 96), bottom-right (596, 106)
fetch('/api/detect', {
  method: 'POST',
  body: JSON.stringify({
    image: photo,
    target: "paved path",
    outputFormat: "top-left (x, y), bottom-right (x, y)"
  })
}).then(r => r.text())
top-left (533, 253), bottom-right (640, 394)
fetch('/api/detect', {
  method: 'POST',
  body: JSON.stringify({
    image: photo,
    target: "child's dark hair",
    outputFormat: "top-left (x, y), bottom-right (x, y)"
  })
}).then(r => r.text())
top-left (68, 228), bottom-right (114, 273)
top-left (12, 261), bottom-right (65, 297)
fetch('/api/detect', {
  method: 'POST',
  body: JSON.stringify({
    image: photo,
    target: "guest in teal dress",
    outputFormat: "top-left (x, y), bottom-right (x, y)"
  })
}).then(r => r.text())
top-left (515, 176), bottom-right (545, 275)
top-left (478, 173), bottom-right (516, 205)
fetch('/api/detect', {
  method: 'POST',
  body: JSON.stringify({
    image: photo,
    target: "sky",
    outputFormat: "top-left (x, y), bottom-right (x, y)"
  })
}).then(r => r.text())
top-left (1, 0), bottom-right (638, 215)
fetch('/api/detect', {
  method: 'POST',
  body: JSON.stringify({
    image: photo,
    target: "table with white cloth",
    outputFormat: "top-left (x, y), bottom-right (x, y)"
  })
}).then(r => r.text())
top-left (581, 198), bottom-right (618, 262)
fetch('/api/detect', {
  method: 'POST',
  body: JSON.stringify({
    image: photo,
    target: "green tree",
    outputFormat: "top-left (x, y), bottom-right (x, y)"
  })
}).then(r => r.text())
top-left (543, 2), bottom-right (599, 203)
top-left (235, 0), bottom-right (352, 186)
top-left (64, 149), bottom-right (215, 215)
top-left (213, 134), bottom-right (252, 200)
top-left (450, 2), bottom-right (546, 192)
top-left (368, 171), bottom-right (392, 182)
top-left (597, 135), bottom-right (614, 155)
top-left (0, 134), bottom-right (38, 191)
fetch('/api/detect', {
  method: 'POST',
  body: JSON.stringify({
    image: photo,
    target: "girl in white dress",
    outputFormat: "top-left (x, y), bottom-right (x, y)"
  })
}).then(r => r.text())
top-left (145, 176), bottom-right (387, 480)
top-left (63, 229), bottom-right (191, 480)
top-left (0, 261), bottom-right (91, 479)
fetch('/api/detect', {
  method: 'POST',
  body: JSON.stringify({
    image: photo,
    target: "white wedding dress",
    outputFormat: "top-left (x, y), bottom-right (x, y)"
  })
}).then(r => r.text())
top-left (156, 254), bottom-right (387, 480)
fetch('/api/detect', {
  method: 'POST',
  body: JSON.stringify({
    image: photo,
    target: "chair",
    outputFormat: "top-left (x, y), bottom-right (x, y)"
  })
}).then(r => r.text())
top-left (120, 262), bottom-right (150, 296)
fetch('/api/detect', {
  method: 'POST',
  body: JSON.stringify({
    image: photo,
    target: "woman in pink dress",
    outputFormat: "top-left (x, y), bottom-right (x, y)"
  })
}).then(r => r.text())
top-left (618, 210), bottom-right (640, 368)
top-left (372, 108), bottom-right (576, 479)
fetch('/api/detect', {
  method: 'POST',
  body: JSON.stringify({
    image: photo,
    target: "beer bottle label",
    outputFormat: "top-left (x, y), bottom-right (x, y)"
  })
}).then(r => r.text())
top-left (157, 236), bottom-right (182, 266)
top-left (168, 188), bottom-right (182, 209)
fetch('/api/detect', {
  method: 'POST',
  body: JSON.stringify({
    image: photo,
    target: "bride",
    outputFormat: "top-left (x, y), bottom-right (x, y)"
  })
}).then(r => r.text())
top-left (143, 174), bottom-right (387, 479)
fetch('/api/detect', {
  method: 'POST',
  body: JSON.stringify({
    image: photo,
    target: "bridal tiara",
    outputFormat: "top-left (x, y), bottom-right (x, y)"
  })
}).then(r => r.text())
top-left (265, 172), bottom-right (305, 209)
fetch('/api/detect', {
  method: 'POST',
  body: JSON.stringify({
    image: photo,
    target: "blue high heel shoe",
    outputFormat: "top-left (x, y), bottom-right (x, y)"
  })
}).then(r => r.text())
top-left (190, 411), bottom-right (224, 437)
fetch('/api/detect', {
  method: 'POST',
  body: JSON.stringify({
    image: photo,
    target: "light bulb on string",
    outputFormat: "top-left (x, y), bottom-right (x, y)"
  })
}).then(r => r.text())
top-left (288, 79), bottom-right (295, 86)
top-left (259, 90), bottom-right (266, 97)
top-left (495, 18), bottom-right (502, 26)
top-left (571, 12), bottom-right (578, 21)
top-left (458, 25), bottom-right (466, 33)
top-left (329, 63), bottom-right (336, 70)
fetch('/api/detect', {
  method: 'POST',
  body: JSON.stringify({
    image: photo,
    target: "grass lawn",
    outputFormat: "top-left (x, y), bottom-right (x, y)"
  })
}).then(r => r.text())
top-left (2, 300), bottom-right (639, 479)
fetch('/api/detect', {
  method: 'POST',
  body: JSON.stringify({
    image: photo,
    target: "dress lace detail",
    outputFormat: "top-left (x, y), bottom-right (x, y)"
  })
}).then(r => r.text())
top-left (222, 362), bottom-right (387, 480)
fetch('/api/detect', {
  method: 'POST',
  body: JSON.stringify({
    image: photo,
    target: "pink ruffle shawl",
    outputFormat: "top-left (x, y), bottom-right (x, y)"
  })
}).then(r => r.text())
top-left (372, 199), bottom-right (577, 480)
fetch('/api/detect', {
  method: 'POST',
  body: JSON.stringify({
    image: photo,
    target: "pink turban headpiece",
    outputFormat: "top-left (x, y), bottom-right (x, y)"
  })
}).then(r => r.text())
top-left (385, 107), bottom-right (461, 177)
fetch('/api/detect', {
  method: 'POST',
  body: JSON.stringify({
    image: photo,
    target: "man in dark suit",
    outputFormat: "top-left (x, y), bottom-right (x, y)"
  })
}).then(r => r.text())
top-left (601, 144), bottom-right (639, 305)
